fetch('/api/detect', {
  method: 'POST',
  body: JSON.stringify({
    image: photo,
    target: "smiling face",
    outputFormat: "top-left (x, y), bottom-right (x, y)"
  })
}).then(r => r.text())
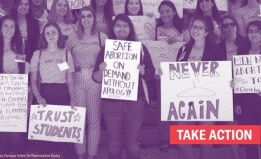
top-left (17, 0), bottom-right (29, 16)
top-left (113, 20), bottom-right (130, 40)
top-left (199, 0), bottom-right (214, 13)
top-left (159, 4), bottom-right (175, 25)
top-left (1, 19), bottom-right (15, 40)
top-left (95, 0), bottom-right (107, 6)
top-left (80, 10), bottom-right (94, 30)
top-left (127, 0), bottom-right (141, 15)
top-left (248, 25), bottom-right (261, 44)
top-left (55, 0), bottom-right (68, 17)
top-left (190, 19), bottom-right (208, 41)
top-left (222, 18), bottom-right (237, 39)
top-left (44, 25), bottom-right (59, 45)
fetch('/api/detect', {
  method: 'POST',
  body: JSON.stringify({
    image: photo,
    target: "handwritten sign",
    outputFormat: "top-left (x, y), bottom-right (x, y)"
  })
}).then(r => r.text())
top-left (113, 0), bottom-right (126, 15)
top-left (129, 16), bottom-right (156, 41)
top-left (143, 41), bottom-right (184, 75)
top-left (102, 39), bottom-right (141, 101)
top-left (233, 55), bottom-right (261, 93)
top-left (0, 74), bottom-right (28, 132)
top-left (215, 0), bottom-right (227, 12)
top-left (28, 105), bottom-right (86, 143)
top-left (161, 61), bottom-right (233, 121)
top-left (141, 0), bottom-right (183, 18)
top-left (47, 0), bottom-right (90, 10)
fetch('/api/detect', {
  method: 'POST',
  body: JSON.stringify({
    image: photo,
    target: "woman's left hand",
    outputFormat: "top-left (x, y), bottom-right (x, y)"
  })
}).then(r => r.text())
top-left (137, 64), bottom-right (145, 75)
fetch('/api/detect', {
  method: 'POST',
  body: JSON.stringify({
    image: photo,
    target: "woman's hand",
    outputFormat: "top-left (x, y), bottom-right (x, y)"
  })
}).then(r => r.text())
top-left (234, 105), bottom-right (242, 114)
top-left (36, 96), bottom-right (47, 107)
top-left (137, 64), bottom-right (145, 75)
top-left (99, 62), bottom-right (107, 71)
top-left (230, 80), bottom-right (234, 89)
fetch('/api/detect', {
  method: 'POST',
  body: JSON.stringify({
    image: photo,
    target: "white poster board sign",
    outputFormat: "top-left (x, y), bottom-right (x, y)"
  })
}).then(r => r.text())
top-left (129, 16), bottom-right (156, 41)
top-left (0, 74), bottom-right (28, 132)
top-left (28, 105), bottom-right (86, 143)
top-left (233, 55), bottom-right (261, 93)
top-left (113, 0), bottom-right (126, 15)
top-left (161, 61), bottom-right (233, 121)
top-left (47, 0), bottom-right (91, 10)
top-left (102, 39), bottom-right (141, 101)
top-left (143, 41), bottom-right (184, 75)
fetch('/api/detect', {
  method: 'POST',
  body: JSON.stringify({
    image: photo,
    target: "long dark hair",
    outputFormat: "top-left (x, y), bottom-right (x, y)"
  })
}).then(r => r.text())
top-left (0, 16), bottom-right (24, 73)
top-left (156, 0), bottom-right (183, 33)
top-left (90, 0), bottom-right (114, 29)
top-left (221, 15), bottom-right (244, 48)
top-left (124, 0), bottom-right (143, 15)
top-left (240, 20), bottom-right (261, 54)
top-left (10, 0), bottom-right (34, 24)
top-left (38, 22), bottom-right (66, 50)
top-left (109, 14), bottom-right (136, 41)
top-left (195, 0), bottom-right (221, 23)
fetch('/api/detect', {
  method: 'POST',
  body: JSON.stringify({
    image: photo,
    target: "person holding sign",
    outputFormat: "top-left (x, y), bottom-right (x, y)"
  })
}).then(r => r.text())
top-left (156, 1), bottom-right (190, 43)
top-left (176, 15), bottom-right (222, 159)
top-left (66, 6), bottom-right (108, 159)
top-left (0, 15), bottom-right (27, 154)
top-left (234, 20), bottom-right (261, 159)
top-left (30, 22), bottom-right (76, 159)
top-left (92, 14), bottom-right (155, 159)
top-left (48, 0), bottom-right (76, 39)
top-left (90, 0), bottom-right (114, 36)
top-left (10, 0), bottom-right (40, 63)
top-left (194, 0), bottom-right (222, 44)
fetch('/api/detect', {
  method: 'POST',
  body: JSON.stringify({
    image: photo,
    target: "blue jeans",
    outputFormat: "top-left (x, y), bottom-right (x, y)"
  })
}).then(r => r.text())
top-left (102, 97), bottom-right (145, 159)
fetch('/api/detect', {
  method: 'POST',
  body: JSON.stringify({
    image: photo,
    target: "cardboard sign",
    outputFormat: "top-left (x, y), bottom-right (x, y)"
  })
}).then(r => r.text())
top-left (233, 55), bottom-right (261, 93)
top-left (161, 61), bottom-right (233, 121)
top-left (102, 39), bottom-right (141, 101)
top-left (0, 74), bottom-right (28, 132)
top-left (28, 105), bottom-right (86, 143)
top-left (143, 41), bottom-right (184, 75)
top-left (47, 0), bottom-right (90, 10)
top-left (129, 16), bottom-right (156, 41)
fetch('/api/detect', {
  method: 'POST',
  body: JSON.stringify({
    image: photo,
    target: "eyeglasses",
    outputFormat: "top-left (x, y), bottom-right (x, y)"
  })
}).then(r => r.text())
top-left (80, 14), bottom-right (93, 19)
top-left (190, 25), bottom-right (205, 31)
top-left (248, 29), bottom-right (261, 34)
top-left (222, 22), bottom-right (236, 29)
top-left (200, 0), bottom-right (211, 3)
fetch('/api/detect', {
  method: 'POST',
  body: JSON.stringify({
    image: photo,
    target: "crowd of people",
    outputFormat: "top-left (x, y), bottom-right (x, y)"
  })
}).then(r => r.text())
top-left (0, 0), bottom-right (261, 159)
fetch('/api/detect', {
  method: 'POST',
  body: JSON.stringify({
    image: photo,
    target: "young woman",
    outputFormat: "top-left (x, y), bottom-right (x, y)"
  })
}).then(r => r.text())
top-left (234, 0), bottom-right (261, 37)
top-left (66, 6), bottom-right (108, 159)
top-left (0, 15), bottom-right (27, 153)
top-left (124, 0), bottom-right (143, 16)
top-left (194, 0), bottom-right (222, 43)
top-left (156, 1), bottom-right (189, 43)
top-left (10, 0), bottom-right (40, 63)
top-left (235, 20), bottom-right (261, 159)
top-left (217, 15), bottom-right (244, 159)
top-left (176, 16), bottom-right (222, 159)
top-left (30, 0), bottom-right (48, 33)
top-left (90, 0), bottom-right (113, 36)
top-left (30, 22), bottom-right (76, 159)
top-left (48, 0), bottom-right (75, 39)
top-left (92, 14), bottom-right (155, 159)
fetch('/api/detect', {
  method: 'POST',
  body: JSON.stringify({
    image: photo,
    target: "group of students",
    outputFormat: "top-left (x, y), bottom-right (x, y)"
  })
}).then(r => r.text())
top-left (0, 0), bottom-right (261, 159)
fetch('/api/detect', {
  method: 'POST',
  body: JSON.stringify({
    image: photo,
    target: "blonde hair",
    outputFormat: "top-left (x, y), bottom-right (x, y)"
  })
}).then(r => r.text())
top-left (47, 0), bottom-right (74, 24)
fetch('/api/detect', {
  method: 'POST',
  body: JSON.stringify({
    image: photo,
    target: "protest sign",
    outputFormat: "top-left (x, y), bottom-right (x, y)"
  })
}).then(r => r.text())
top-left (113, 0), bottom-right (126, 15)
top-left (47, 0), bottom-right (90, 10)
top-left (233, 55), bottom-right (261, 93)
top-left (143, 41), bottom-right (184, 75)
top-left (215, 0), bottom-right (227, 12)
top-left (28, 105), bottom-right (86, 143)
top-left (0, 74), bottom-right (28, 132)
top-left (161, 61), bottom-right (233, 121)
top-left (129, 16), bottom-right (156, 41)
top-left (141, 0), bottom-right (183, 18)
top-left (102, 39), bottom-right (141, 101)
